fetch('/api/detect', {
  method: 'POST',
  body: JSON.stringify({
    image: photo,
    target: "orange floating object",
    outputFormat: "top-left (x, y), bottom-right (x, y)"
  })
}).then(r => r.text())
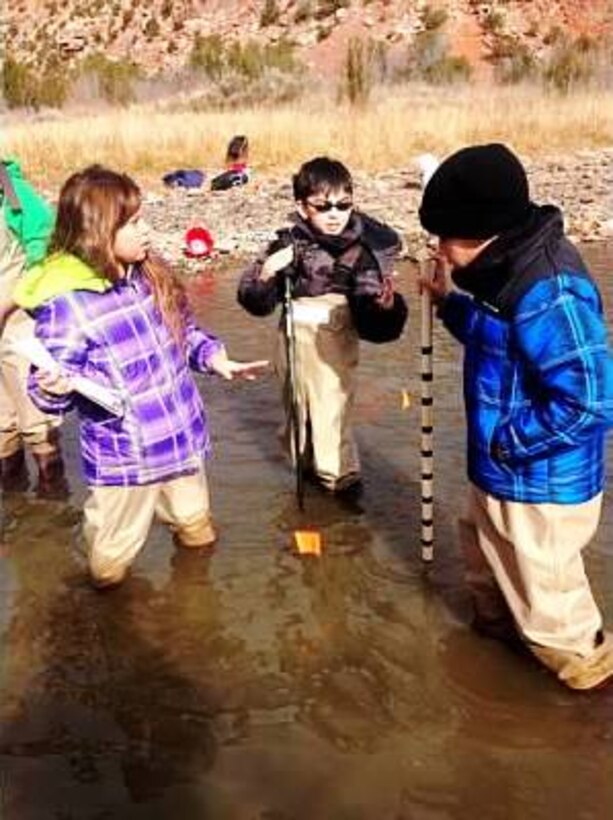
top-left (293, 530), bottom-right (322, 556)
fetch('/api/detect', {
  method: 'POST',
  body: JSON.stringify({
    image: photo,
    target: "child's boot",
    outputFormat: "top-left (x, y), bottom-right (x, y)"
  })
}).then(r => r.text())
top-left (33, 451), bottom-right (68, 500)
top-left (173, 513), bottom-right (217, 550)
top-left (0, 448), bottom-right (29, 492)
top-left (529, 631), bottom-right (613, 690)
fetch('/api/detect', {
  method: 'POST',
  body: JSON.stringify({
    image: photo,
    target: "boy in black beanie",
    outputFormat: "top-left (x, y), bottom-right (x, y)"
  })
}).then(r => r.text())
top-left (419, 143), bottom-right (613, 690)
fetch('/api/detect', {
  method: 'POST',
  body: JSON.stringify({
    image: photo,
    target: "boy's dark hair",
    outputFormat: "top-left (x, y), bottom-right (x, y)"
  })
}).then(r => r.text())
top-left (293, 157), bottom-right (353, 202)
top-left (226, 135), bottom-right (249, 163)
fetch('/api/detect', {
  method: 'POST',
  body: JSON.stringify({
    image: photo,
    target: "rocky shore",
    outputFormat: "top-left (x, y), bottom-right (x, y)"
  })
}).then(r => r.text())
top-left (143, 148), bottom-right (613, 269)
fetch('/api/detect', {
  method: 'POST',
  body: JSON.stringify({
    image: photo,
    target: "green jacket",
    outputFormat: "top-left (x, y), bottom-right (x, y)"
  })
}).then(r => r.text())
top-left (1, 159), bottom-right (54, 267)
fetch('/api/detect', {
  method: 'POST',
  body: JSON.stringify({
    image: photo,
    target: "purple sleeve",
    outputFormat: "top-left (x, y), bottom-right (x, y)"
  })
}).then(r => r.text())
top-left (184, 314), bottom-right (225, 373)
top-left (27, 298), bottom-right (89, 414)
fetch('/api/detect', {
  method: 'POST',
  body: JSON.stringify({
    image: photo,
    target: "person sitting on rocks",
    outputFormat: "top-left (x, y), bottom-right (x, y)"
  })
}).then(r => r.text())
top-left (210, 135), bottom-right (250, 192)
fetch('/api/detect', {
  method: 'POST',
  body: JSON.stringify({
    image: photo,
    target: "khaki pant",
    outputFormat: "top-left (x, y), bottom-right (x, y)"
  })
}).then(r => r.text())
top-left (84, 469), bottom-right (215, 586)
top-left (0, 269), bottom-right (60, 458)
top-left (275, 294), bottom-right (360, 490)
top-left (460, 483), bottom-right (603, 657)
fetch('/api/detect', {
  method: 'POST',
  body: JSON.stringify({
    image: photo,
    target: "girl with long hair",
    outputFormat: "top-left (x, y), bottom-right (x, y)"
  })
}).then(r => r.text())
top-left (14, 165), bottom-right (267, 587)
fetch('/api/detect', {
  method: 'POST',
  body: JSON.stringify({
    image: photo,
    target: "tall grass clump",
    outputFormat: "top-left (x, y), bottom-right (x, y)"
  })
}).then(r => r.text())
top-left (4, 85), bottom-right (613, 185)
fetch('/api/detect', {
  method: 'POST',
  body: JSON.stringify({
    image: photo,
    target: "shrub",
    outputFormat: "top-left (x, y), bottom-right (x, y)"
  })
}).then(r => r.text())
top-left (483, 9), bottom-right (504, 34)
top-left (340, 37), bottom-right (371, 105)
top-left (406, 30), bottom-right (472, 85)
top-left (495, 44), bottom-right (536, 84)
top-left (144, 17), bottom-right (160, 39)
top-left (260, 0), bottom-right (280, 27)
top-left (544, 40), bottom-right (594, 92)
top-left (37, 61), bottom-right (71, 107)
top-left (82, 53), bottom-right (140, 105)
top-left (315, 0), bottom-right (349, 20)
top-left (421, 4), bottom-right (448, 31)
top-left (2, 54), bottom-right (39, 108)
top-left (294, 0), bottom-right (312, 23)
top-left (190, 34), bottom-right (225, 78)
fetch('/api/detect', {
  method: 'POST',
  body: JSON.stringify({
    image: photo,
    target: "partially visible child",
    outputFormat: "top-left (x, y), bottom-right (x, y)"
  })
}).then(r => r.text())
top-left (419, 142), bottom-right (613, 690)
top-left (14, 165), bottom-right (267, 588)
top-left (225, 135), bottom-right (249, 174)
top-left (210, 135), bottom-right (250, 191)
top-left (0, 159), bottom-right (66, 496)
top-left (237, 156), bottom-right (406, 494)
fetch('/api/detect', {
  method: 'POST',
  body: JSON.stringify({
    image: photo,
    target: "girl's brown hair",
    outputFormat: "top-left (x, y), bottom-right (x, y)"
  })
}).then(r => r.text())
top-left (225, 135), bottom-right (249, 165)
top-left (50, 165), bottom-right (187, 346)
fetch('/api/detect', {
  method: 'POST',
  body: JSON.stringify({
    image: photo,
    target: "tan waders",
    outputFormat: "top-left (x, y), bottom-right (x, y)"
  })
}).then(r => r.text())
top-left (275, 293), bottom-right (361, 493)
top-left (460, 483), bottom-right (613, 690)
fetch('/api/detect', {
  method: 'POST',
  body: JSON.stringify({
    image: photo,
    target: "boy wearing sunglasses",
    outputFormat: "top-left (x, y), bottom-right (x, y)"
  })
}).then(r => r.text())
top-left (238, 156), bottom-right (404, 494)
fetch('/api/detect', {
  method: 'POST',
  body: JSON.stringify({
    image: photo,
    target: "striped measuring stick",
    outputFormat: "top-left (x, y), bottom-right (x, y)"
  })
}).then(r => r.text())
top-left (420, 260), bottom-right (434, 562)
top-left (415, 154), bottom-right (439, 563)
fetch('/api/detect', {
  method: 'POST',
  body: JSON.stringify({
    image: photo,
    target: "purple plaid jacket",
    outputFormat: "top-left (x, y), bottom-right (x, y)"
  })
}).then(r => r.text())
top-left (28, 264), bottom-right (223, 486)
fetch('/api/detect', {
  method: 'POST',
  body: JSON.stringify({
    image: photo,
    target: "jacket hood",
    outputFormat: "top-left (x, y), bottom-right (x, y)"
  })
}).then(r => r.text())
top-left (451, 205), bottom-right (589, 316)
top-left (286, 210), bottom-right (400, 273)
top-left (14, 252), bottom-right (113, 311)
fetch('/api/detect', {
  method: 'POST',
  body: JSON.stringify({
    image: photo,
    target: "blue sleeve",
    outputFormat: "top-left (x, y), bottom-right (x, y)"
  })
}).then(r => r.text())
top-left (439, 291), bottom-right (480, 345)
top-left (492, 287), bottom-right (613, 464)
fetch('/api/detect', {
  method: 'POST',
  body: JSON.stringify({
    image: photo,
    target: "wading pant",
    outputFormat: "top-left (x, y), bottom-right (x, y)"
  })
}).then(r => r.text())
top-left (460, 483), bottom-right (606, 670)
top-left (275, 293), bottom-right (360, 491)
top-left (84, 469), bottom-right (215, 587)
top-left (0, 269), bottom-right (60, 459)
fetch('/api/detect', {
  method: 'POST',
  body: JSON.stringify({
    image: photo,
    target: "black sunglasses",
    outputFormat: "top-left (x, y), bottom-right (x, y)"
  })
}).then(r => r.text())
top-left (305, 199), bottom-right (353, 213)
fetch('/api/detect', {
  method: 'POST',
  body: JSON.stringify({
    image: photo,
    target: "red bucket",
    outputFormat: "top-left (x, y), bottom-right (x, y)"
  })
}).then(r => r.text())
top-left (184, 226), bottom-right (214, 258)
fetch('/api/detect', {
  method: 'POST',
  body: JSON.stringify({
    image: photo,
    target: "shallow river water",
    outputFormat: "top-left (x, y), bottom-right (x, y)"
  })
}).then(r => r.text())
top-left (1, 247), bottom-right (612, 819)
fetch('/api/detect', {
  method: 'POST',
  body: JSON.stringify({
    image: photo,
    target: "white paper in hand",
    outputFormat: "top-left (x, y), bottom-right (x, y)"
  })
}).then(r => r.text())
top-left (10, 336), bottom-right (125, 417)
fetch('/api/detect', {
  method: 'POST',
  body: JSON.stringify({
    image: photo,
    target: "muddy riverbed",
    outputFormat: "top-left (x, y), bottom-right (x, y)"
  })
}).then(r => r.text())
top-left (0, 247), bottom-right (612, 819)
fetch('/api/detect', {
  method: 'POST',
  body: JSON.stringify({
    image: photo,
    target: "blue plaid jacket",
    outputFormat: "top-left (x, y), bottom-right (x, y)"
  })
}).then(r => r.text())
top-left (441, 207), bottom-right (613, 503)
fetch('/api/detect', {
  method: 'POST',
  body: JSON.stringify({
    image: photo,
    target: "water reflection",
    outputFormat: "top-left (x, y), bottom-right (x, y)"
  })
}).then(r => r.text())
top-left (1, 247), bottom-right (612, 818)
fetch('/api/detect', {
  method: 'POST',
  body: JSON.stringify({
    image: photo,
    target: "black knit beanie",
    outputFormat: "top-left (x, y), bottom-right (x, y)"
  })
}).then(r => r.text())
top-left (419, 143), bottom-right (531, 239)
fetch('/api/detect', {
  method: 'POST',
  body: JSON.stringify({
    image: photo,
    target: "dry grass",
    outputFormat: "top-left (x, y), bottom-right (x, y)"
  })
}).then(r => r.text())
top-left (3, 84), bottom-right (613, 185)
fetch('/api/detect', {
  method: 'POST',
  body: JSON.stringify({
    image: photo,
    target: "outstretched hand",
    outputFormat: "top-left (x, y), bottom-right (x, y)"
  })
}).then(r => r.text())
top-left (208, 350), bottom-right (270, 381)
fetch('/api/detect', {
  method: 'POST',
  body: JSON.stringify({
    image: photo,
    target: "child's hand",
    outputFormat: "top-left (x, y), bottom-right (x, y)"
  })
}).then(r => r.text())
top-left (261, 245), bottom-right (294, 281)
top-left (208, 350), bottom-right (270, 380)
top-left (376, 276), bottom-right (395, 309)
top-left (418, 254), bottom-right (451, 305)
top-left (36, 370), bottom-right (73, 396)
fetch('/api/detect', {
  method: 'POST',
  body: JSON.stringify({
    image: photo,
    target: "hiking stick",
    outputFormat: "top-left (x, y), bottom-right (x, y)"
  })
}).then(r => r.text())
top-left (282, 271), bottom-right (305, 511)
top-left (420, 261), bottom-right (434, 563)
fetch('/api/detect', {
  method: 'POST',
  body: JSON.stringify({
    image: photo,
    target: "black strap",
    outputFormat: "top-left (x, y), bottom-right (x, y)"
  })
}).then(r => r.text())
top-left (0, 163), bottom-right (22, 211)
